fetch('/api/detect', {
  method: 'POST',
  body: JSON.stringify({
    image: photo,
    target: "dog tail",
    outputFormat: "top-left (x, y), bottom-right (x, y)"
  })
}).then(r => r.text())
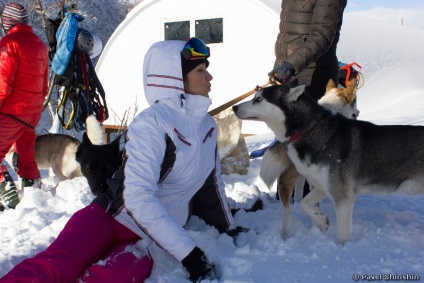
top-left (259, 145), bottom-right (289, 188)
top-left (86, 115), bottom-right (105, 145)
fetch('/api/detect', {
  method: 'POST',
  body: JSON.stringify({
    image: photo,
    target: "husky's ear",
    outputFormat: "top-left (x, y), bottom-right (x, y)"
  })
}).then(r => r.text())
top-left (326, 79), bottom-right (337, 93)
top-left (344, 78), bottom-right (358, 103)
top-left (82, 132), bottom-right (93, 146)
top-left (286, 84), bottom-right (305, 102)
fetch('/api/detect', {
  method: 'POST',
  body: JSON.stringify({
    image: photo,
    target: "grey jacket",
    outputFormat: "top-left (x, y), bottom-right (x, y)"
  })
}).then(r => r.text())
top-left (274, 0), bottom-right (347, 73)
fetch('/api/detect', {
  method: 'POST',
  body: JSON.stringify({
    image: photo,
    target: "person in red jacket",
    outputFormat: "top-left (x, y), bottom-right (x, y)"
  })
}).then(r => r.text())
top-left (0, 2), bottom-right (49, 210)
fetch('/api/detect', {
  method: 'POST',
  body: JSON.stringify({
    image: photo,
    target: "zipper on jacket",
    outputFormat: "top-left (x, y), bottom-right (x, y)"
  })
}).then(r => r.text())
top-left (180, 93), bottom-right (185, 108)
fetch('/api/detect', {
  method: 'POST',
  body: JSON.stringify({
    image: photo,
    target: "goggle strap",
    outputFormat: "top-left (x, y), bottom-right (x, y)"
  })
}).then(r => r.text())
top-left (189, 55), bottom-right (208, 60)
top-left (181, 48), bottom-right (192, 61)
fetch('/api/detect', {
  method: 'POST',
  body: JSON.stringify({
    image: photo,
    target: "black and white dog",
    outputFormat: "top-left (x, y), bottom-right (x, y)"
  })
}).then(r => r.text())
top-left (233, 84), bottom-right (424, 244)
top-left (258, 79), bottom-right (359, 238)
top-left (76, 132), bottom-right (122, 196)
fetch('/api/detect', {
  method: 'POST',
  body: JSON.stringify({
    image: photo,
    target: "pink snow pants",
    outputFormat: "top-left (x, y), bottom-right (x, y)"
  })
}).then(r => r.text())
top-left (0, 113), bottom-right (40, 179)
top-left (0, 203), bottom-right (153, 283)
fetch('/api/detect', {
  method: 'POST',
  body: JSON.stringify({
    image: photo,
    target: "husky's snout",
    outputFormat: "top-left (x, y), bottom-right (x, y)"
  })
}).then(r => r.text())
top-left (232, 103), bottom-right (252, 120)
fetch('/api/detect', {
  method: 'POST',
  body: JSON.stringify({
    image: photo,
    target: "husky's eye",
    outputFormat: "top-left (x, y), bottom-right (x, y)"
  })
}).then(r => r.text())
top-left (254, 97), bottom-right (263, 103)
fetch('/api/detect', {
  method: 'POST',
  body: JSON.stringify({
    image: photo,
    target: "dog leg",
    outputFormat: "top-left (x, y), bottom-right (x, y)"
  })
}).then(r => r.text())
top-left (277, 165), bottom-right (298, 238)
top-left (333, 194), bottom-right (355, 244)
top-left (301, 188), bottom-right (329, 231)
top-left (50, 159), bottom-right (67, 181)
top-left (293, 175), bottom-right (305, 203)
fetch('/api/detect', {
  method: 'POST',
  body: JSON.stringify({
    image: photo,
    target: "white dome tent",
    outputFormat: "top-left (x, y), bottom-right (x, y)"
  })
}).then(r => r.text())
top-left (95, 0), bottom-right (280, 135)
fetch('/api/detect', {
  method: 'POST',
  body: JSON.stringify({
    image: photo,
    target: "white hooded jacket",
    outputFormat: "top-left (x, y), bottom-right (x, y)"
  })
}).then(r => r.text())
top-left (115, 40), bottom-right (235, 262)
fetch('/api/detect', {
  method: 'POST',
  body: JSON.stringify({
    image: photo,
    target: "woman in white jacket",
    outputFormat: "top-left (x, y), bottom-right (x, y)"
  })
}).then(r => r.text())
top-left (2, 38), bottom-right (243, 283)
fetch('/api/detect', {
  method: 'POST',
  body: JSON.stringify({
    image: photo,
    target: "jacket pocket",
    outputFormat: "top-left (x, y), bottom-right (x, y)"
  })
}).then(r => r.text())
top-left (173, 128), bottom-right (192, 146)
top-left (203, 127), bottom-right (215, 143)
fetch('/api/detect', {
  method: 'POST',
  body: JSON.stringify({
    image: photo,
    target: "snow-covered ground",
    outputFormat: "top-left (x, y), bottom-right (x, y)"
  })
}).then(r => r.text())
top-left (1, 11), bottom-right (424, 282)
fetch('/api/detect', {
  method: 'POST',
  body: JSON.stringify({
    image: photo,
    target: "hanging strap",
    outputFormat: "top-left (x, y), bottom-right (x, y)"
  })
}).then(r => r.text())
top-left (53, 47), bottom-right (109, 131)
top-left (86, 54), bottom-right (108, 122)
top-left (72, 52), bottom-right (109, 131)
top-left (0, 113), bottom-right (35, 129)
top-left (56, 88), bottom-right (76, 129)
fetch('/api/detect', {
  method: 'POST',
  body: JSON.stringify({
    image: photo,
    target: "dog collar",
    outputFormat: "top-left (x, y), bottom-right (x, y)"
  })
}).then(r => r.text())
top-left (288, 132), bottom-right (303, 144)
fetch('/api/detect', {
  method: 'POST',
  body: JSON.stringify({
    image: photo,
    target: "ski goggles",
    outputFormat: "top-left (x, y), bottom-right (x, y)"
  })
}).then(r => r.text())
top-left (181, 37), bottom-right (210, 61)
top-left (339, 62), bottom-right (362, 87)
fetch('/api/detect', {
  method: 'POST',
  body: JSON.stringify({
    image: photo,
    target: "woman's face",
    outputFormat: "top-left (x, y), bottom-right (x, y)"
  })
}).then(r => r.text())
top-left (184, 63), bottom-right (213, 97)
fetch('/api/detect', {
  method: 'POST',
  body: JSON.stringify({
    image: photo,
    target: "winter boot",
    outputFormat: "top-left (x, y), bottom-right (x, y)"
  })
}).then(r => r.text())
top-left (0, 164), bottom-right (20, 210)
top-left (20, 177), bottom-right (42, 189)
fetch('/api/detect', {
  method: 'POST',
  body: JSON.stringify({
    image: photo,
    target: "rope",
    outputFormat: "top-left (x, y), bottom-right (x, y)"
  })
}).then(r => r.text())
top-left (54, 51), bottom-right (109, 131)
top-left (57, 88), bottom-right (76, 129)
top-left (0, 113), bottom-right (35, 129)
top-left (208, 80), bottom-right (273, 116)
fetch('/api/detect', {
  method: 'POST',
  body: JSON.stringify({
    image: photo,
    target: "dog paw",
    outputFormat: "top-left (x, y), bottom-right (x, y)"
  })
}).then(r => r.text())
top-left (282, 226), bottom-right (290, 240)
top-left (313, 212), bottom-right (329, 231)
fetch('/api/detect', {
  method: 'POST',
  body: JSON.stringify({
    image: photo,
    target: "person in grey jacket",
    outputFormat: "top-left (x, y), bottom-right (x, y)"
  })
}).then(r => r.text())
top-left (251, 0), bottom-right (347, 158)
top-left (271, 0), bottom-right (347, 100)
top-left (2, 38), bottom-right (244, 283)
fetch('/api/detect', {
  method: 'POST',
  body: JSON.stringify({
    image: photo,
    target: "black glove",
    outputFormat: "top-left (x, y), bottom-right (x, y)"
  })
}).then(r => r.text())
top-left (226, 226), bottom-right (249, 238)
top-left (182, 247), bottom-right (221, 282)
top-left (269, 62), bottom-right (295, 83)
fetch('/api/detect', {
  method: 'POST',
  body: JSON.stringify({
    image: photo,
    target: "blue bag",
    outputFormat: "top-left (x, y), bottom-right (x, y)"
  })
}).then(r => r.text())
top-left (52, 11), bottom-right (84, 76)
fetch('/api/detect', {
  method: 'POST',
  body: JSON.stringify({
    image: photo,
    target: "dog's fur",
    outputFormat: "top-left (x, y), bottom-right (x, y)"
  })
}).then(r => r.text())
top-left (35, 134), bottom-right (82, 180)
top-left (233, 83), bottom-right (424, 244)
top-left (4, 115), bottom-right (121, 196)
top-left (259, 79), bottom-right (358, 237)
top-left (75, 132), bottom-right (122, 196)
top-left (5, 134), bottom-right (83, 181)
top-left (4, 115), bottom-right (104, 182)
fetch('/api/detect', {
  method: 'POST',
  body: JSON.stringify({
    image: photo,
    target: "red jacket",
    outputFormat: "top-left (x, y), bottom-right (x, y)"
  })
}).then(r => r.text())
top-left (0, 24), bottom-right (48, 115)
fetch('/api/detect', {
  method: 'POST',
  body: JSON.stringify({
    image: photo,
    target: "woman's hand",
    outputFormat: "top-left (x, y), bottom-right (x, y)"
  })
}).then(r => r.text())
top-left (182, 247), bottom-right (221, 282)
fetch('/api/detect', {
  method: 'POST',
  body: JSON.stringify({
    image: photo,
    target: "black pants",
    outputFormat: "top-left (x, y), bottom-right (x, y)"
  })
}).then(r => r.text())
top-left (190, 170), bottom-right (231, 233)
top-left (289, 63), bottom-right (339, 101)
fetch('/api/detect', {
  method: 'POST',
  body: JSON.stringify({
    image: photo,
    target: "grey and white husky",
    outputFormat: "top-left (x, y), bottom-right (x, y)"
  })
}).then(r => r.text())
top-left (258, 79), bottom-right (359, 237)
top-left (233, 83), bottom-right (424, 244)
